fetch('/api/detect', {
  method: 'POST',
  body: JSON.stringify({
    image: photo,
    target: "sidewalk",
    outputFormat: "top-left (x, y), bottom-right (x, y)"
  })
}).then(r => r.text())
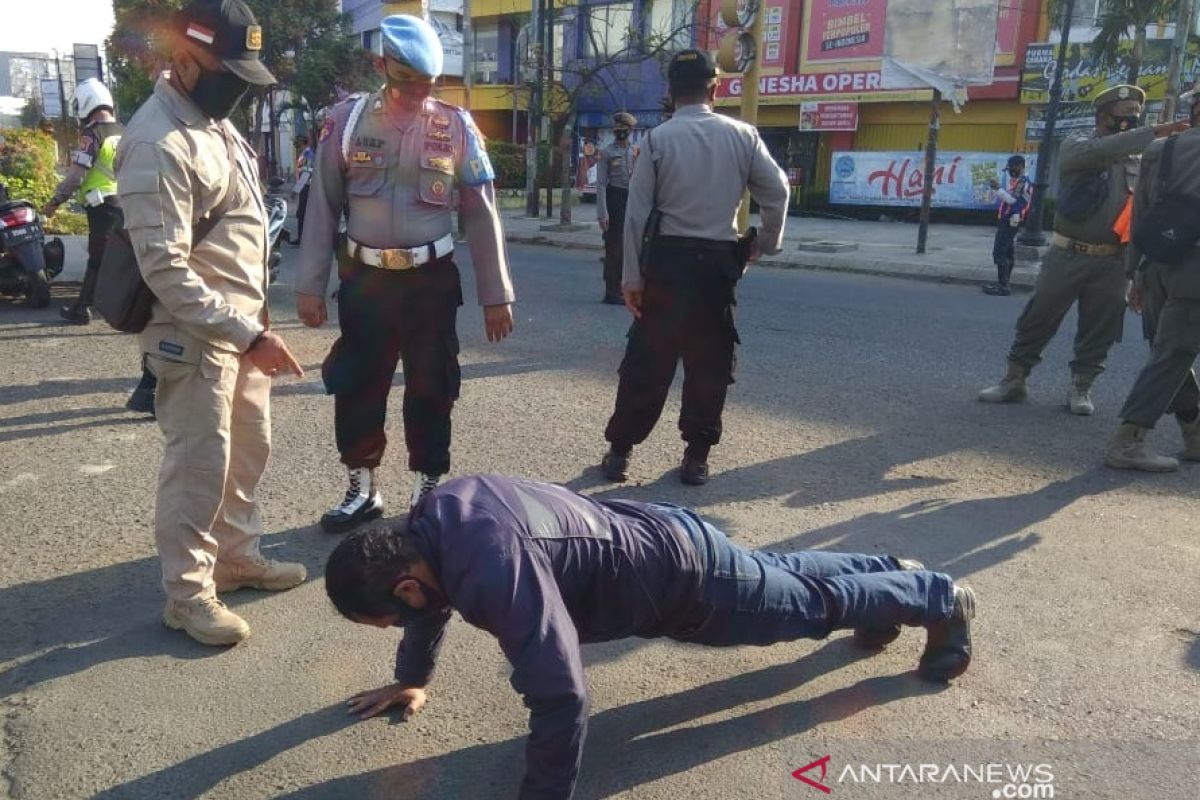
top-left (501, 210), bottom-right (1044, 289)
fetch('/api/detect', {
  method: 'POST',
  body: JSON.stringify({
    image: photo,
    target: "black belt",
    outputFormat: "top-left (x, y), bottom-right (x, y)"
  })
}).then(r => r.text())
top-left (606, 185), bottom-right (629, 193)
top-left (655, 236), bottom-right (737, 252)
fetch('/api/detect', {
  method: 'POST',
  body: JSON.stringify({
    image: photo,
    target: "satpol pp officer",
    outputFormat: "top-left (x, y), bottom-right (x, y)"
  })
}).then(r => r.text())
top-left (296, 14), bottom-right (515, 533)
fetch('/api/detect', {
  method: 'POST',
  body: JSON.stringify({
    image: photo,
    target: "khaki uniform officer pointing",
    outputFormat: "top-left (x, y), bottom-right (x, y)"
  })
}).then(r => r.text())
top-left (296, 14), bottom-right (515, 533)
top-left (118, 0), bottom-right (307, 647)
top-left (978, 85), bottom-right (1189, 415)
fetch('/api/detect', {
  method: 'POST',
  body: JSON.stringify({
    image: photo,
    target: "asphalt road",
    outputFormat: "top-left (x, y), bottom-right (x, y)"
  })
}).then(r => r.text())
top-left (1, 245), bottom-right (1197, 799)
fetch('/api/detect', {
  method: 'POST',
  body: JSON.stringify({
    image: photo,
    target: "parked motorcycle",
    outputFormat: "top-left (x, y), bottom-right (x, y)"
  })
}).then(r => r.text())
top-left (0, 181), bottom-right (63, 308)
top-left (265, 177), bottom-right (289, 284)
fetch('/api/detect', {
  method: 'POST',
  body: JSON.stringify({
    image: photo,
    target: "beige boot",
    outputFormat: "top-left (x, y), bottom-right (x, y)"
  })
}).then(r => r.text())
top-left (978, 362), bottom-right (1029, 403)
top-left (1177, 415), bottom-right (1200, 461)
top-left (1105, 423), bottom-right (1180, 472)
top-left (214, 554), bottom-right (307, 593)
top-left (1068, 374), bottom-right (1095, 416)
top-left (163, 596), bottom-right (251, 646)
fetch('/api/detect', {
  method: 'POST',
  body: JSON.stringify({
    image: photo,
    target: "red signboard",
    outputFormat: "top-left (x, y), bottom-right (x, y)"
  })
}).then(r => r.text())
top-left (802, 0), bottom-right (888, 64)
top-left (995, 0), bottom-right (1022, 58)
top-left (717, 70), bottom-right (884, 98)
top-left (799, 101), bottom-right (859, 130)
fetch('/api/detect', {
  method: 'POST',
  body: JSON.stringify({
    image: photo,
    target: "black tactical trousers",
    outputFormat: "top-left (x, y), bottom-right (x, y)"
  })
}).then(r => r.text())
top-left (322, 256), bottom-right (462, 474)
top-left (82, 203), bottom-right (120, 304)
top-left (602, 187), bottom-right (628, 298)
top-left (1120, 264), bottom-right (1200, 429)
top-left (605, 239), bottom-right (740, 455)
top-left (991, 218), bottom-right (1018, 285)
top-left (296, 186), bottom-right (310, 241)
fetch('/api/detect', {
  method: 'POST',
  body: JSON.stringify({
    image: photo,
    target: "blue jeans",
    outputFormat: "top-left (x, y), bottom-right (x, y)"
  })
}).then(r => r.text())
top-left (656, 505), bottom-right (956, 647)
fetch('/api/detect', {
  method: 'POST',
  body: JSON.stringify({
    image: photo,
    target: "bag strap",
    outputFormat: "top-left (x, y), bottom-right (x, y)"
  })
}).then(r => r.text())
top-left (191, 125), bottom-right (240, 245)
top-left (1155, 134), bottom-right (1178, 203)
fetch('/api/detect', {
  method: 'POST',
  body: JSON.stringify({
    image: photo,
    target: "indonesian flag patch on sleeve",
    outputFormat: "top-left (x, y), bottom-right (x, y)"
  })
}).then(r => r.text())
top-left (186, 23), bottom-right (216, 46)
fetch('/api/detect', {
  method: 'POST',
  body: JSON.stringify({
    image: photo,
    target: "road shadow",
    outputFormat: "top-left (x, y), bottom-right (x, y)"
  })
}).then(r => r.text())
top-left (95, 639), bottom-right (936, 800)
top-left (0, 525), bottom-right (338, 699)
top-left (0, 376), bottom-right (148, 407)
top-left (272, 358), bottom-right (565, 398)
top-left (0, 413), bottom-right (150, 444)
top-left (1185, 630), bottom-right (1200, 672)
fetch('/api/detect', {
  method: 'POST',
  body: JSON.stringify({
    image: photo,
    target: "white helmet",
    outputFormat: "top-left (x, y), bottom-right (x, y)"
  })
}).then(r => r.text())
top-left (71, 78), bottom-right (114, 121)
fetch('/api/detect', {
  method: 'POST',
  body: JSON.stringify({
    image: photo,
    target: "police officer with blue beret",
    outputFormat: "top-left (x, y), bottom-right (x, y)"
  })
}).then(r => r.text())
top-left (296, 14), bottom-right (516, 532)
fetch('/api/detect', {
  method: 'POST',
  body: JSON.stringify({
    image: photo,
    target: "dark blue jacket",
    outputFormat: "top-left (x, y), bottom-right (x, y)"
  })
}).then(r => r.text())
top-left (395, 474), bottom-right (704, 800)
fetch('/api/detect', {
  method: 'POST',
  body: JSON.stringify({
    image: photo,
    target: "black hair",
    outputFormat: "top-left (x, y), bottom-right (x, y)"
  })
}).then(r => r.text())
top-left (294, 134), bottom-right (309, 144)
top-left (669, 77), bottom-right (714, 104)
top-left (325, 520), bottom-right (420, 620)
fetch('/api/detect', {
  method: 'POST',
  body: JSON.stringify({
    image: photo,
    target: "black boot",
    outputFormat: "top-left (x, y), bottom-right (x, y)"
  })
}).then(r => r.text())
top-left (60, 267), bottom-right (100, 324)
top-left (918, 584), bottom-right (977, 682)
top-left (126, 367), bottom-right (157, 416)
top-left (679, 445), bottom-right (710, 486)
top-left (601, 446), bottom-right (631, 482)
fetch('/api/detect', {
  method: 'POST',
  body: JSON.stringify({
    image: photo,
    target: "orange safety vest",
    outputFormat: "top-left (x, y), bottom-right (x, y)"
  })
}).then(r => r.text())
top-left (1113, 195), bottom-right (1133, 244)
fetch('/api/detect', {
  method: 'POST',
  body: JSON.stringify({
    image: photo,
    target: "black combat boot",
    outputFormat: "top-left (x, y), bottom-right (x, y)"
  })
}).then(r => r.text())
top-left (601, 446), bottom-right (631, 482)
top-left (918, 584), bottom-right (977, 682)
top-left (60, 267), bottom-right (100, 324)
top-left (680, 445), bottom-right (710, 486)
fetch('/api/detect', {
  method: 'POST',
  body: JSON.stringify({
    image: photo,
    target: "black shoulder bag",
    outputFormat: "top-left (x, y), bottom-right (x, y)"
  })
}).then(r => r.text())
top-left (637, 131), bottom-right (662, 276)
top-left (1132, 135), bottom-right (1200, 266)
top-left (95, 138), bottom-right (238, 333)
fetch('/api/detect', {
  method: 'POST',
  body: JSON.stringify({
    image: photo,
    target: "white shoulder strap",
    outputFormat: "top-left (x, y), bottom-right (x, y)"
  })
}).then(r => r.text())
top-left (340, 94), bottom-right (371, 165)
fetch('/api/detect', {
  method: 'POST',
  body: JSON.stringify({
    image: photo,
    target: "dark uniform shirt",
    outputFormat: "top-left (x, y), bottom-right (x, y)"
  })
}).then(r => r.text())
top-left (1128, 127), bottom-right (1200, 296)
top-left (397, 474), bottom-right (704, 800)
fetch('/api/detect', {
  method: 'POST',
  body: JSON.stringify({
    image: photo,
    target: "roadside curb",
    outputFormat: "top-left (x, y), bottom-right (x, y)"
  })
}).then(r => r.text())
top-left (504, 233), bottom-right (1038, 291)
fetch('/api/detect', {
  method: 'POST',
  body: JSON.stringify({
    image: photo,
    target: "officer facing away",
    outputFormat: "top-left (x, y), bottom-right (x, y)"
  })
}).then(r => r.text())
top-left (325, 474), bottom-right (977, 800)
top-left (291, 133), bottom-right (314, 245)
top-left (595, 110), bottom-right (639, 304)
top-left (296, 14), bottom-right (516, 533)
top-left (118, 0), bottom-right (307, 646)
top-left (600, 49), bottom-right (790, 486)
top-left (44, 78), bottom-right (159, 415)
top-left (982, 154), bottom-right (1032, 297)
top-left (978, 85), bottom-right (1190, 414)
top-left (1106, 86), bottom-right (1200, 472)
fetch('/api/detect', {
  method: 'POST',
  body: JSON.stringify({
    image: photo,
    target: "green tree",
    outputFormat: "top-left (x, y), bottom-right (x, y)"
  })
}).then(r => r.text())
top-left (19, 97), bottom-right (44, 129)
top-left (1094, 0), bottom-right (1178, 84)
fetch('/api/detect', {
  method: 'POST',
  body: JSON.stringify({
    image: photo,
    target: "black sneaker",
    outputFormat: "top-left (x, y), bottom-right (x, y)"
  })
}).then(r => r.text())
top-left (680, 455), bottom-right (709, 486)
top-left (601, 449), bottom-right (630, 482)
top-left (602, 294), bottom-right (624, 305)
top-left (982, 284), bottom-right (1011, 296)
top-left (59, 305), bottom-right (92, 325)
top-left (125, 386), bottom-right (156, 416)
top-left (852, 558), bottom-right (925, 649)
top-left (918, 584), bottom-right (977, 682)
top-left (321, 467), bottom-right (384, 534)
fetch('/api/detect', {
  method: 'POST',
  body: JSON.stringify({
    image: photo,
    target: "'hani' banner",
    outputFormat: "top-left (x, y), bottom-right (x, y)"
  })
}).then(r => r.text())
top-left (828, 150), bottom-right (1038, 209)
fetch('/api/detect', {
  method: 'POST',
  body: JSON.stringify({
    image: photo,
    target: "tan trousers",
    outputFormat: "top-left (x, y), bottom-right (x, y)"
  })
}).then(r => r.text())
top-left (145, 347), bottom-right (271, 601)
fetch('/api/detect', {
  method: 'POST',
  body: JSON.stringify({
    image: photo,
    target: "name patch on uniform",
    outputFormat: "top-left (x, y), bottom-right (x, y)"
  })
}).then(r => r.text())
top-left (354, 136), bottom-right (384, 149)
top-left (425, 141), bottom-right (453, 154)
top-left (158, 341), bottom-right (184, 357)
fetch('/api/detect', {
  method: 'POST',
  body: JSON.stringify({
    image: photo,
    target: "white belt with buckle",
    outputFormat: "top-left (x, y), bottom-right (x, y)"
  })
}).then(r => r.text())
top-left (348, 234), bottom-right (454, 270)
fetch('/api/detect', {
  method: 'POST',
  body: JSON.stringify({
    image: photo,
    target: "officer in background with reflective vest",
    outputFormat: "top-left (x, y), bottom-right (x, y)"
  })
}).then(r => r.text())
top-left (43, 78), bottom-right (158, 415)
top-left (1105, 85), bottom-right (1200, 472)
top-left (982, 154), bottom-right (1032, 297)
top-left (296, 14), bottom-right (515, 533)
top-left (596, 111), bottom-right (638, 305)
top-left (978, 85), bottom-right (1189, 416)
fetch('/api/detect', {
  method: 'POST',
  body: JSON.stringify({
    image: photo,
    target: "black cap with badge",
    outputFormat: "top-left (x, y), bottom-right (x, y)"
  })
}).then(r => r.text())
top-left (179, 0), bottom-right (275, 86)
top-left (667, 49), bottom-right (718, 85)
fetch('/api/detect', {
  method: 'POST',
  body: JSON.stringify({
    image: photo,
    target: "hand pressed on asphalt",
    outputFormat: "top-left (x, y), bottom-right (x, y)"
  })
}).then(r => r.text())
top-left (484, 303), bottom-right (514, 342)
top-left (348, 684), bottom-right (427, 721)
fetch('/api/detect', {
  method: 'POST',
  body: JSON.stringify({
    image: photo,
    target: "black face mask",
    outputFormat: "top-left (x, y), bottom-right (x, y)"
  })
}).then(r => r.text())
top-left (1007, 168), bottom-right (1022, 177)
top-left (614, 129), bottom-right (629, 140)
top-left (1111, 114), bottom-right (1140, 133)
top-left (191, 67), bottom-right (250, 120)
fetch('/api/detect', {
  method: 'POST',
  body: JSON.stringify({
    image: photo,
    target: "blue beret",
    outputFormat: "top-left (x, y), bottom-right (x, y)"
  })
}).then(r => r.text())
top-left (380, 15), bottom-right (443, 78)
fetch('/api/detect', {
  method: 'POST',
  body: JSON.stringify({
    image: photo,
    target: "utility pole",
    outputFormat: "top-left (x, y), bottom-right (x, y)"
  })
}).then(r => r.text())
top-left (736, 6), bottom-right (766, 232)
top-left (1163, 0), bottom-right (1197, 122)
top-left (524, 2), bottom-right (542, 218)
top-left (915, 89), bottom-right (942, 254)
top-left (1018, 0), bottom-right (1077, 248)
top-left (542, 0), bottom-right (553, 218)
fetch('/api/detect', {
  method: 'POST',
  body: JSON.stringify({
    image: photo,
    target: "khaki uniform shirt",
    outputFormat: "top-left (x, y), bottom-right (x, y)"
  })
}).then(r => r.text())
top-left (622, 104), bottom-right (790, 291)
top-left (296, 91), bottom-right (514, 306)
top-left (595, 139), bottom-right (636, 219)
top-left (1054, 126), bottom-right (1154, 245)
top-left (116, 77), bottom-right (268, 355)
top-left (1128, 128), bottom-right (1200, 298)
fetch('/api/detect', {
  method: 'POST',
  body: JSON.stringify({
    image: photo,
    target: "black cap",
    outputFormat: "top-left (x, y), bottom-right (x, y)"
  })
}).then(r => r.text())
top-left (1006, 155), bottom-right (1025, 168)
top-left (667, 49), bottom-right (717, 84)
top-left (178, 0), bottom-right (275, 86)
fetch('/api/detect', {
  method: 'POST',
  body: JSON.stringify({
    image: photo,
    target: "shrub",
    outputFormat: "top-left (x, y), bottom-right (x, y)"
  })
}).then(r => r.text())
top-left (0, 128), bottom-right (60, 209)
top-left (44, 210), bottom-right (89, 235)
